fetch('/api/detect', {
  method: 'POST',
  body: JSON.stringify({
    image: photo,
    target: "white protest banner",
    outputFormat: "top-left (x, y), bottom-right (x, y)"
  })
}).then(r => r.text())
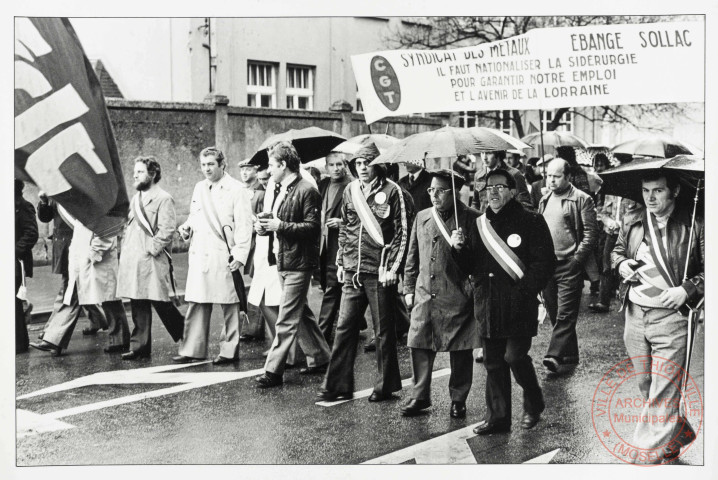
top-left (352, 21), bottom-right (704, 124)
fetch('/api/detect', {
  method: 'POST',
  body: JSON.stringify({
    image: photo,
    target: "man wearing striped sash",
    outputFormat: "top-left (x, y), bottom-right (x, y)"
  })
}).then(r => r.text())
top-left (464, 170), bottom-right (556, 434)
top-left (116, 157), bottom-right (184, 360)
top-left (173, 147), bottom-right (253, 365)
top-left (612, 171), bottom-right (704, 463)
top-left (318, 143), bottom-right (408, 402)
top-left (400, 170), bottom-right (480, 418)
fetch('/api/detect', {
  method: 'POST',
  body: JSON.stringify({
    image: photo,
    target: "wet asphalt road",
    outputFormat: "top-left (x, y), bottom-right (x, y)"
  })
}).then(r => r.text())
top-left (15, 286), bottom-right (704, 466)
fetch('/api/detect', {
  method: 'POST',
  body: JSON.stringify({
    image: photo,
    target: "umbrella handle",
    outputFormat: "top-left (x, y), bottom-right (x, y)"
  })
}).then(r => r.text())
top-left (221, 225), bottom-right (233, 255)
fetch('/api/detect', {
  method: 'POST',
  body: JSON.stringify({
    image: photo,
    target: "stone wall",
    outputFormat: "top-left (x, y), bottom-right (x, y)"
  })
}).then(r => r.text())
top-left (26, 97), bottom-right (443, 264)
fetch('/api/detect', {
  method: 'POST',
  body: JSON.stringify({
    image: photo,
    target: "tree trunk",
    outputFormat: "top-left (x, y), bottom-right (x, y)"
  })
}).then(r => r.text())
top-left (511, 110), bottom-right (524, 138)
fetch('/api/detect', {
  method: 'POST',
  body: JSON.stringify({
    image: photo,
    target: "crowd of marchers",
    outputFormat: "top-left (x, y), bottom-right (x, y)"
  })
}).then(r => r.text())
top-left (15, 140), bottom-right (703, 465)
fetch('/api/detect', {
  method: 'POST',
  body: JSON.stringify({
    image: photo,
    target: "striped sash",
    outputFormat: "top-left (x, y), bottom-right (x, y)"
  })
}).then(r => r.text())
top-left (200, 183), bottom-right (227, 244)
top-left (477, 214), bottom-right (526, 283)
top-left (350, 181), bottom-right (384, 247)
top-left (646, 213), bottom-right (677, 288)
top-left (132, 193), bottom-right (154, 237)
top-left (431, 207), bottom-right (453, 246)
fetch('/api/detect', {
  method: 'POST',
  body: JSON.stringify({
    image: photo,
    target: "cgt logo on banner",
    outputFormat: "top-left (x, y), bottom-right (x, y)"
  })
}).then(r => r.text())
top-left (14, 17), bottom-right (128, 237)
top-left (370, 56), bottom-right (401, 111)
top-left (352, 21), bottom-right (704, 124)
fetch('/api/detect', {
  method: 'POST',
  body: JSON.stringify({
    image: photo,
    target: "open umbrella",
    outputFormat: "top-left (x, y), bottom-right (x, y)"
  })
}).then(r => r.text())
top-left (248, 126), bottom-right (346, 167)
top-left (333, 133), bottom-right (400, 155)
top-left (373, 126), bottom-right (524, 166)
top-left (598, 155), bottom-right (703, 205)
top-left (611, 135), bottom-right (693, 158)
top-left (521, 131), bottom-right (589, 157)
top-left (470, 127), bottom-right (532, 152)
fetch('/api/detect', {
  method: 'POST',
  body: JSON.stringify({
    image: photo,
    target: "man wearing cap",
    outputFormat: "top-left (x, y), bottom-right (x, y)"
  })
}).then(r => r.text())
top-left (318, 142), bottom-right (409, 402)
top-left (238, 160), bottom-right (267, 341)
top-left (538, 158), bottom-right (598, 373)
top-left (473, 150), bottom-right (532, 214)
top-left (173, 147), bottom-right (253, 365)
top-left (317, 152), bottom-right (352, 343)
top-left (400, 169), bottom-right (480, 418)
top-left (464, 169), bottom-right (555, 434)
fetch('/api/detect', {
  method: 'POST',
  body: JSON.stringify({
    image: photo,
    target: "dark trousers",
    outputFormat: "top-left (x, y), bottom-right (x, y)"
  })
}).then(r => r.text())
top-left (392, 285), bottom-right (410, 339)
top-left (483, 336), bottom-right (544, 424)
top-left (543, 258), bottom-right (583, 363)
top-left (599, 233), bottom-right (619, 306)
top-left (16, 274), bottom-right (29, 353)
top-left (318, 277), bottom-right (343, 344)
top-left (410, 348), bottom-right (473, 402)
top-left (128, 299), bottom-right (184, 354)
top-left (323, 273), bottom-right (402, 395)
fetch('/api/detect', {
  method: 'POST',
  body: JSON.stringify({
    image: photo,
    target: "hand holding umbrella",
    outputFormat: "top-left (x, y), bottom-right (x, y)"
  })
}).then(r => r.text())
top-left (221, 225), bottom-right (248, 313)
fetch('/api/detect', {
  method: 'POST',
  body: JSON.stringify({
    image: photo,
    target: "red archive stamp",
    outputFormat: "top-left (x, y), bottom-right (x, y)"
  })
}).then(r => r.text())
top-left (591, 355), bottom-right (703, 466)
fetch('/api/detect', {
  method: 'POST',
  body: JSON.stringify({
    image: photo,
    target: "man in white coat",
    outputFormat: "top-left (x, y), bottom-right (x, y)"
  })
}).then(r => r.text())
top-left (117, 156), bottom-right (184, 360)
top-left (30, 211), bottom-right (129, 356)
top-left (174, 147), bottom-right (253, 365)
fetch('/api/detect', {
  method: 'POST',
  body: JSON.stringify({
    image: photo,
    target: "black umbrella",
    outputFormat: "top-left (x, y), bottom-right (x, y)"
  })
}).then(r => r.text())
top-left (221, 226), bottom-right (248, 313)
top-left (598, 155), bottom-right (703, 206)
top-left (248, 127), bottom-right (346, 168)
top-left (611, 135), bottom-right (693, 158)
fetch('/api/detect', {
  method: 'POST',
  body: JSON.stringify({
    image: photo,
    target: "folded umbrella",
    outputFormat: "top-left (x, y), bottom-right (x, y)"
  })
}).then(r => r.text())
top-left (248, 126), bottom-right (346, 168)
top-left (221, 226), bottom-right (248, 313)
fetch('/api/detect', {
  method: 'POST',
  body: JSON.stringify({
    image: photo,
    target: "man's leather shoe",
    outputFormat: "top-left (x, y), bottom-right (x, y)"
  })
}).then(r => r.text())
top-left (521, 412), bottom-right (541, 429)
top-left (450, 401), bottom-right (467, 419)
top-left (316, 390), bottom-right (353, 402)
top-left (473, 420), bottom-right (510, 435)
top-left (121, 350), bottom-right (150, 360)
top-left (212, 356), bottom-right (238, 365)
top-left (475, 347), bottom-right (484, 363)
top-left (299, 364), bottom-right (327, 375)
top-left (104, 344), bottom-right (128, 354)
top-left (29, 341), bottom-right (62, 356)
top-left (172, 355), bottom-right (204, 364)
top-left (588, 302), bottom-right (609, 313)
top-left (239, 334), bottom-right (261, 342)
top-left (400, 399), bottom-right (431, 416)
top-left (255, 372), bottom-right (283, 388)
top-left (82, 327), bottom-right (100, 336)
top-left (543, 356), bottom-right (560, 373)
top-left (364, 338), bottom-right (376, 352)
top-left (368, 391), bottom-right (397, 402)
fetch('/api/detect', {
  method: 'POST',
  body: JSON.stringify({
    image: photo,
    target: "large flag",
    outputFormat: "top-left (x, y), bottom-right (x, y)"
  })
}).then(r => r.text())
top-left (352, 21), bottom-right (704, 123)
top-left (15, 17), bottom-right (128, 237)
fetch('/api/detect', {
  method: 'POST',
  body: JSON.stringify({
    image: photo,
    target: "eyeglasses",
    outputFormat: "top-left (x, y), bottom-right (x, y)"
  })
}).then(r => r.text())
top-left (485, 184), bottom-right (509, 193)
top-left (427, 187), bottom-right (451, 196)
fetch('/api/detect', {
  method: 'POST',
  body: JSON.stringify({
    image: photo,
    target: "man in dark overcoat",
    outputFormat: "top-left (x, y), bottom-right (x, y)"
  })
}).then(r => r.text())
top-left (401, 170), bottom-right (480, 418)
top-left (463, 169), bottom-right (556, 434)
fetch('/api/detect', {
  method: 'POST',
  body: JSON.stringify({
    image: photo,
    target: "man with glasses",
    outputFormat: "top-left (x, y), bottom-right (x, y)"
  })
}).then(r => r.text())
top-left (400, 169), bottom-right (480, 418)
top-left (318, 143), bottom-right (408, 402)
top-left (463, 170), bottom-right (555, 434)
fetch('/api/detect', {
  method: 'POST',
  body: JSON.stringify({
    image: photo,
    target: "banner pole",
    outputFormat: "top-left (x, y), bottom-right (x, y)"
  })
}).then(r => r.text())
top-left (539, 109), bottom-right (547, 178)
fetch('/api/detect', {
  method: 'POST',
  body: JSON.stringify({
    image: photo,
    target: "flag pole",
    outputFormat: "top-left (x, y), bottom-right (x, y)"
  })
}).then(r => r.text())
top-left (451, 156), bottom-right (459, 228)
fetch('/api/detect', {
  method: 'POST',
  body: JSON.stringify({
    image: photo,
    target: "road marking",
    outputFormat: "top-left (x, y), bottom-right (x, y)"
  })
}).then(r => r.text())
top-left (523, 448), bottom-right (561, 463)
top-left (17, 409), bottom-right (75, 438)
top-left (315, 368), bottom-right (451, 407)
top-left (364, 424), bottom-right (478, 464)
top-left (364, 422), bottom-right (561, 464)
top-left (16, 363), bottom-right (264, 426)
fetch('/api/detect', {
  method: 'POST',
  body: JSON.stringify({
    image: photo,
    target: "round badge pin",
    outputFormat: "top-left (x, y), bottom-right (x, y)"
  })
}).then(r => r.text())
top-left (507, 233), bottom-right (522, 248)
top-left (374, 192), bottom-right (387, 204)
